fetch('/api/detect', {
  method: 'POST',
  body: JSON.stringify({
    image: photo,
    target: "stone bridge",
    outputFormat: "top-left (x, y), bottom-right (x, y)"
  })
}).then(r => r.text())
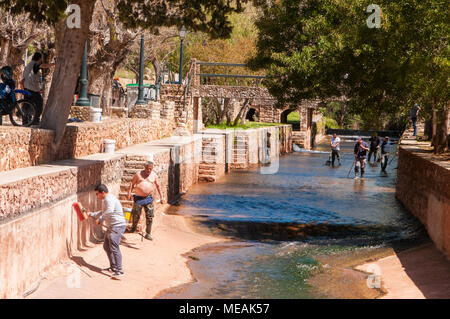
top-left (187, 60), bottom-right (327, 149)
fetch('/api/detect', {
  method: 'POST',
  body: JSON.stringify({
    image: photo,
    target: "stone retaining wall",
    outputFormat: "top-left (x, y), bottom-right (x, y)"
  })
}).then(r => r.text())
top-left (0, 153), bottom-right (125, 298)
top-left (395, 128), bottom-right (450, 257)
top-left (0, 135), bottom-right (201, 298)
top-left (0, 116), bottom-right (178, 173)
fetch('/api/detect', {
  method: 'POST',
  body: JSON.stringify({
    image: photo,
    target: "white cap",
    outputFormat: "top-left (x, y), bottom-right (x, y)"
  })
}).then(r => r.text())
top-left (146, 155), bottom-right (154, 166)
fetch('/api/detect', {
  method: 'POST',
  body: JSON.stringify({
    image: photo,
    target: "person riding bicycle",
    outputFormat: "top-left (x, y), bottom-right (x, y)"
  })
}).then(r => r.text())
top-left (0, 66), bottom-right (15, 113)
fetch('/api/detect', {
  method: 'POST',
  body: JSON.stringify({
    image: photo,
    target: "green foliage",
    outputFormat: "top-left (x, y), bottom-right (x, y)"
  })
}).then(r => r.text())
top-left (248, 0), bottom-right (449, 128)
top-left (169, 3), bottom-right (263, 84)
top-left (324, 117), bottom-right (339, 129)
top-left (0, 0), bottom-right (70, 25)
top-left (1, 0), bottom-right (248, 39)
top-left (117, 0), bottom-right (249, 39)
top-left (286, 111), bottom-right (300, 124)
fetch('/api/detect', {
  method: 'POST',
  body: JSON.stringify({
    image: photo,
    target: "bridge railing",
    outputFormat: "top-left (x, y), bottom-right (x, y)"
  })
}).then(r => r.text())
top-left (196, 61), bottom-right (267, 87)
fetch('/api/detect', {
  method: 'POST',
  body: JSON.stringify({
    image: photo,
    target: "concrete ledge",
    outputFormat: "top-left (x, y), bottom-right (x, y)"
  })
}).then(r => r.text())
top-left (0, 153), bottom-right (125, 224)
top-left (396, 128), bottom-right (450, 257)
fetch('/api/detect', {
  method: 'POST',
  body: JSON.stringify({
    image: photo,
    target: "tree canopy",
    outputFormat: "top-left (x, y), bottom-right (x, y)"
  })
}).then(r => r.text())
top-left (248, 0), bottom-right (449, 131)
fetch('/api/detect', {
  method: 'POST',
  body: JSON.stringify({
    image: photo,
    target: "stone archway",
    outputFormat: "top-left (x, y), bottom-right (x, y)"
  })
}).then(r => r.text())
top-left (280, 109), bottom-right (300, 131)
top-left (245, 108), bottom-right (259, 122)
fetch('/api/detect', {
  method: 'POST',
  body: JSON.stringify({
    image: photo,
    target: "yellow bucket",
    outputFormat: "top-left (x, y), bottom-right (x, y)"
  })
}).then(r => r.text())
top-left (123, 207), bottom-right (132, 222)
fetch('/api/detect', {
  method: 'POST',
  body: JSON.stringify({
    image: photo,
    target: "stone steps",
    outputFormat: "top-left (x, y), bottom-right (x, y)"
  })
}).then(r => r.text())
top-left (199, 164), bottom-right (216, 170)
top-left (198, 168), bottom-right (215, 176)
top-left (198, 175), bottom-right (216, 182)
top-left (122, 168), bottom-right (141, 177)
top-left (124, 161), bottom-right (146, 169)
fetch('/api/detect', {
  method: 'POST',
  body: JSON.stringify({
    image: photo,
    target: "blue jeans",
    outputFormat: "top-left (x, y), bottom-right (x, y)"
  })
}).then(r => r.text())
top-left (412, 117), bottom-right (417, 136)
top-left (104, 225), bottom-right (126, 272)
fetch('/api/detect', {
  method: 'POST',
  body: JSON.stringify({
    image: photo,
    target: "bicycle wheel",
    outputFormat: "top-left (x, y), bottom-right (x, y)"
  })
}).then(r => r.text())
top-left (9, 99), bottom-right (37, 127)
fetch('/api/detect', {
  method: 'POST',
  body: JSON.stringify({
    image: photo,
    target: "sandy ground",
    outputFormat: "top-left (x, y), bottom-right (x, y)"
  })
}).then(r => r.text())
top-left (356, 243), bottom-right (450, 299)
top-left (27, 205), bottom-right (225, 299)
top-left (23, 205), bottom-right (450, 299)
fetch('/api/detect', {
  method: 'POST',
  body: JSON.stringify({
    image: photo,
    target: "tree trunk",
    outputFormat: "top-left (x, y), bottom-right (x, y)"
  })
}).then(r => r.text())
top-left (432, 108), bottom-right (449, 154)
top-left (40, 0), bottom-right (96, 149)
top-left (233, 99), bottom-right (250, 126)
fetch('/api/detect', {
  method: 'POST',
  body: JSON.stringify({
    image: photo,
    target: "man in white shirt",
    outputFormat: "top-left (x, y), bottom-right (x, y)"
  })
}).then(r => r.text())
top-left (330, 133), bottom-right (341, 166)
top-left (89, 184), bottom-right (126, 277)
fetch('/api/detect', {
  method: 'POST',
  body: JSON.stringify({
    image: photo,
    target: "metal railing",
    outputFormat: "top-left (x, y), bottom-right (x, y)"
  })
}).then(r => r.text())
top-left (196, 61), bottom-right (267, 87)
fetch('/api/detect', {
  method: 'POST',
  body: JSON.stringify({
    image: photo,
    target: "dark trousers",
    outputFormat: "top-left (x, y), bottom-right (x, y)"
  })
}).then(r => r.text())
top-left (131, 201), bottom-right (154, 235)
top-left (381, 154), bottom-right (389, 171)
top-left (103, 225), bottom-right (126, 272)
top-left (411, 117), bottom-right (417, 136)
top-left (25, 89), bottom-right (43, 124)
top-left (368, 147), bottom-right (378, 162)
top-left (331, 149), bottom-right (341, 165)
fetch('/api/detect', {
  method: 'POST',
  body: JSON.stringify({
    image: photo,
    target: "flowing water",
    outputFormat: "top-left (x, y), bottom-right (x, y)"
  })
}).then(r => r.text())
top-left (158, 138), bottom-right (428, 299)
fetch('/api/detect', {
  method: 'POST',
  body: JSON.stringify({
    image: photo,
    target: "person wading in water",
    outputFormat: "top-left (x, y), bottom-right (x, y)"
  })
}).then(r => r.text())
top-left (127, 160), bottom-right (164, 240)
top-left (330, 133), bottom-right (341, 166)
top-left (354, 137), bottom-right (370, 179)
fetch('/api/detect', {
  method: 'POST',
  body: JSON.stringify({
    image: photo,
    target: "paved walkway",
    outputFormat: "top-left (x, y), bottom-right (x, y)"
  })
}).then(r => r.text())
top-left (356, 243), bottom-right (450, 299)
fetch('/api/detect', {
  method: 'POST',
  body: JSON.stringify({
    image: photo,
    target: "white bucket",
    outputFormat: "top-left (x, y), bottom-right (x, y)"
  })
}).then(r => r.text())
top-left (90, 107), bottom-right (102, 123)
top-left (104, 139), bottom-right (116, 153)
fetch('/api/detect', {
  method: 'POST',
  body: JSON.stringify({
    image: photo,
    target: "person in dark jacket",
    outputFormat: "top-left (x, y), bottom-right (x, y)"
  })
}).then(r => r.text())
top-left (380, 137), bottom-right (391, 173)
top-left (354, 138), bottom-right (370, 179)
top-left (410, 103), bottom-right (420, 136)
top-left (368, 132), bottom-right (381, 163)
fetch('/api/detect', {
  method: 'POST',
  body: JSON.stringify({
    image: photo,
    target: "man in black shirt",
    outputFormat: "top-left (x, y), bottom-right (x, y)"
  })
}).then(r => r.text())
top-left (368, 132), bottom-right (381, 163)
top-left (354, 138), bottom-right (370, 179)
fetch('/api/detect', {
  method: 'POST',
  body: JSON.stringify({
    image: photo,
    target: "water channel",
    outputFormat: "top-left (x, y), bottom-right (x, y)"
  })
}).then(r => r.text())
top-left (158, 137), bottom-right (428, 299)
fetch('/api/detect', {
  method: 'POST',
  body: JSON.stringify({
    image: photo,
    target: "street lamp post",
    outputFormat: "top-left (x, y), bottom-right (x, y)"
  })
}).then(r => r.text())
top-left (178, 26), bottom-right (186, 85)
top-left (136, 33), bottom-right (146, 105)
top-left (76, 41), bottom-right (90, 106)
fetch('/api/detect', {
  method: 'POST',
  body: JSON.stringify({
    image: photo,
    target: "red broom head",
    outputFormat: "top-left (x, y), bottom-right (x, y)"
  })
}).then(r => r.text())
top-left (72, 202), bottom-right (88, 221)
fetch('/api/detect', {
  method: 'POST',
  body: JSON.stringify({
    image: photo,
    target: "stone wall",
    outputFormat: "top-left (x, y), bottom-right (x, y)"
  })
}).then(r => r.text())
top-left (0, 135), bottom-right (202, 298)
top-left (395, 128), bottom-right (450, 257)
top-left (0, 114), bottom-right (178, 173)
top-left (69, 106), bottom-right (91, 121)
top-left (0, 153), bottom-right (124, 298)
top-left (159, 84), bottom-right (195, 134)
top-left (0, 127), bottom-right (55, 172)
top-left (199, 125), bottom-right (292, 173)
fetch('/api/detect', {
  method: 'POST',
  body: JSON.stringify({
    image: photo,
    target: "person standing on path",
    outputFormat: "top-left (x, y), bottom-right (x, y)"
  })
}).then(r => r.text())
top-left (89, 184), bottom-right (127, 278)
top-left (127, 160), bottom-right (164, 240)
top-left (330, 133), bottom-right (341, 166)
top-left (354, 138), bottom-right (369, 179)
top-left (21, 52), bottom-right (55, 126)
top-left (410, 103), bottom-right (421, 136)
top-left (380, 136), bottom-right (391, 173)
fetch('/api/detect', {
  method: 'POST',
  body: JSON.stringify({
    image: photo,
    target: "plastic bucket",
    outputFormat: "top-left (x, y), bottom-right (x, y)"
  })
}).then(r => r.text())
top-left (104, 139), bottom-right (116, 153)
top-left (123, 207), bottom-right (132, 223)
top-left (90, 107), bottom-right (102, 123)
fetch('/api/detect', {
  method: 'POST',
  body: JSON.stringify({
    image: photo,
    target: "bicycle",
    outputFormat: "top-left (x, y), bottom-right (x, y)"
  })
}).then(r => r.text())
top-left (0, 88), bottom-right (37, 127)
